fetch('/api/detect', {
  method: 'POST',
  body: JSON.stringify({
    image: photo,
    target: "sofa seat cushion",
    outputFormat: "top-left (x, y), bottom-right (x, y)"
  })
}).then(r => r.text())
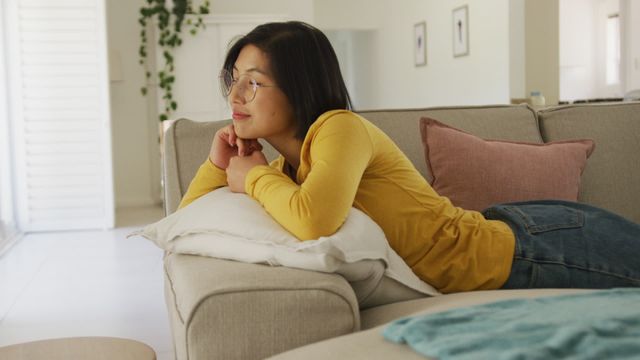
top-left (268, 289), bottom-right (592, 360)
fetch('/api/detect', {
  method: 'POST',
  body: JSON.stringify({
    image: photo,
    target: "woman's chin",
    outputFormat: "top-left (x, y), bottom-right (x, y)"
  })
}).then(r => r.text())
top-left (232, 122), bottom-right (254, 139)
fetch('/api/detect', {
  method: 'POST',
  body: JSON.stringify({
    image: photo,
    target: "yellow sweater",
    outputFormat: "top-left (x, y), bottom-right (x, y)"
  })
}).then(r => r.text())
top-left (178, 110), bottom-right (515, 293)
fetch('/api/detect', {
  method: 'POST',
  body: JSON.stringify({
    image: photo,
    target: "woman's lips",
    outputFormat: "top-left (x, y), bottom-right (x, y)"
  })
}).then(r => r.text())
top-left (232, 112), bottom-right (250, 120)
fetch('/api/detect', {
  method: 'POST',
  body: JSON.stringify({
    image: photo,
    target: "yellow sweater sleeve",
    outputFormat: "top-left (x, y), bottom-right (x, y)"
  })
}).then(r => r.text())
top-left (245, 113), bottom-right (373, 240)
top-left (178, 157), bottom-right (286, 210)
top-left (177, 159), bottom-right (227, 209)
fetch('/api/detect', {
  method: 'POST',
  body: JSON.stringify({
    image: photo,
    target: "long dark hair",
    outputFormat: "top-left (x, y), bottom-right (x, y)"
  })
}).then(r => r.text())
top-left (222, 21), bottom-right (353, 139)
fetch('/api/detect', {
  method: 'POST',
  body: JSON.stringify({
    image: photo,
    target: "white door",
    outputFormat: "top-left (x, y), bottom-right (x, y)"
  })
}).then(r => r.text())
top-left (4, 0), bottom-right (114, 232)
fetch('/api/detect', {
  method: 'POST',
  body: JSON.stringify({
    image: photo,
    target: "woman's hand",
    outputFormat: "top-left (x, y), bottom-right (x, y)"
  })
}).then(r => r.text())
top-left (209, 124), bottom-right (263, 169)
top-left (226, 151), bottom-right (268, 193)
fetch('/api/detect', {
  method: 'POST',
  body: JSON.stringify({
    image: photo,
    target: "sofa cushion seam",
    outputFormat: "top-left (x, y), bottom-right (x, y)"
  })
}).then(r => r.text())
top-left (173, 120), bottom-right (185, 198)
top-left (185, 287), bottom-right (360, 333)
top-left (164, 257), bottom-right (186, 325)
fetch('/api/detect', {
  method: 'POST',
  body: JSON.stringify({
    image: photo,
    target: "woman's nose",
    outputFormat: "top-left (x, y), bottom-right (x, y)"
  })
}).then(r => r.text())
top-left (229, 84), bottom-right (245, 105)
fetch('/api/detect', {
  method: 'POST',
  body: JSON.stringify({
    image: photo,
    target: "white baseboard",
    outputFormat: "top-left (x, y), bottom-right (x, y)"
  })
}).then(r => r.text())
top-left (0, 224), bottom-right (22, 258)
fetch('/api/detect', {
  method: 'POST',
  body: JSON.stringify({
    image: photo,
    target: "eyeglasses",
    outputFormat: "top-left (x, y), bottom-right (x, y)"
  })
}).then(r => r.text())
top-left (219, 69), bottom-right (277, 103)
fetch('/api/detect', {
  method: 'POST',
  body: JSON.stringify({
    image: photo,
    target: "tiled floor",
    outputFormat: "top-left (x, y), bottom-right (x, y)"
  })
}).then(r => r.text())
top-left (0, 205), bottom-right (174, 360)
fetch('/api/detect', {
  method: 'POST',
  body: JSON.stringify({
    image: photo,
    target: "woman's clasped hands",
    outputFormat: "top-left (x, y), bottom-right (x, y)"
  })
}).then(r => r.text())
top-left (209, 124), bottom-right (268, 193)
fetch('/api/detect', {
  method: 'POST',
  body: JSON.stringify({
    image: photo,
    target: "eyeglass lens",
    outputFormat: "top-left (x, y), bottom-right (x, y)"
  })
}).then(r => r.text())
top-left (220, 70), bottom-right (257, 102)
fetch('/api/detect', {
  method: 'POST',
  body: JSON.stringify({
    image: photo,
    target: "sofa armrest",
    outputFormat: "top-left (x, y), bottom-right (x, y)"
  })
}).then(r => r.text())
top-left (164, 253), bottom-right (360, 360)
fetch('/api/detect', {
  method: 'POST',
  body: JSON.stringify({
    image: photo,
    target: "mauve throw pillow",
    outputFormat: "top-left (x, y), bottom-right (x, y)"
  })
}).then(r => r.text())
top-left (420, 118), bottom-right (595, 211)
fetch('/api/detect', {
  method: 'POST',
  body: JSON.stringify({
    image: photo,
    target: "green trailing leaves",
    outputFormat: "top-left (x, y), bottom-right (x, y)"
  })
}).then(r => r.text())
top-left (138, 0), bottom-right (210, 122)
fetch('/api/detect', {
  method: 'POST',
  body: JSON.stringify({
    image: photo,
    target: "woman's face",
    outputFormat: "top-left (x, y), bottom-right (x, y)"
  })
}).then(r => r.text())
top-left (229, 44), bottom-right (297, 141)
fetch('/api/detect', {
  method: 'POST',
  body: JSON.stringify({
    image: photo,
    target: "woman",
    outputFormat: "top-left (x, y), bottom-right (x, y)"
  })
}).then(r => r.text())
top-left (179, 21), bottom-right (640, 293)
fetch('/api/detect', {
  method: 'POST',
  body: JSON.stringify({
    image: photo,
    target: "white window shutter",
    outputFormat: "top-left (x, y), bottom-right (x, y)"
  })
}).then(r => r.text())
top-left (6, 0), bottom-right (114, 231)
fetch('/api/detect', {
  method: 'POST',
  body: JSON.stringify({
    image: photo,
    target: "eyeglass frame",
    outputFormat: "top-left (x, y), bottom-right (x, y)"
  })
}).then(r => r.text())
top-left (219, 69), bottom-right (278, 103)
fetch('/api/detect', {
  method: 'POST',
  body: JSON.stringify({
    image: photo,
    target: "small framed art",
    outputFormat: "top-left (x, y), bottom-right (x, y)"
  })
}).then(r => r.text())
top-left (414, 21), bottom-right (427, 66)
top-left (452, 5), bottom-right (469, 57)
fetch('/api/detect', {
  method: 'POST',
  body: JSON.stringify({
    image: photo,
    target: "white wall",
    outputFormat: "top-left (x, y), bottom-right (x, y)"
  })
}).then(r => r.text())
top-left (314, 0), bottom-right (382, 30)
top-left (210, 0), bottom-right (313, 23)
top-left (338, 0), bottom-right (511, 110)
top-left (624, 0), bottom-right (640, 91)
top-left (106, 0), bottom-right (160, 208)
top-left (560, 0), bottom-right (597, 102)
top-left (509, 0), bottom-right (526, 99)
top-left (159, 0), bottom-right (514, 114)
top-left (525, 0), bottom-right (560, 105)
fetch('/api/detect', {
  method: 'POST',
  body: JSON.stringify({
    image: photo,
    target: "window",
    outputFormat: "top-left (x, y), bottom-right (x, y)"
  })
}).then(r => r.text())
top-left (606, 14), bottom-right (620, 85)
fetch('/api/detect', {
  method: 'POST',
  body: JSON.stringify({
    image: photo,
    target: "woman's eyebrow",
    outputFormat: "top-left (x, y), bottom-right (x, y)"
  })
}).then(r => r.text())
top-left (233, 65), bottom-right (269, 76)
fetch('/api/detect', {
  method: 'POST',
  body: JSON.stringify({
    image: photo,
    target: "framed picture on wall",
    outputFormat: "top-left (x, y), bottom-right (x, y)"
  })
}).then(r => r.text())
top-left (452, 5), bottom-right (469, 57)
top-left (414, 21), bottom-right (427, 66)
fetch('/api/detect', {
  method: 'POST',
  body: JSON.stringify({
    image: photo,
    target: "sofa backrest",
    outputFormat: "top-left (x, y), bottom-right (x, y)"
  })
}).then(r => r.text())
top-left (538, 102), bottom-right (640, 223)
top-left (163, 105), bottom-right (540, 215)
top-left (165, 103), bottom-right (640, 224)
top-left (357, 105), bottom-right (541, 182)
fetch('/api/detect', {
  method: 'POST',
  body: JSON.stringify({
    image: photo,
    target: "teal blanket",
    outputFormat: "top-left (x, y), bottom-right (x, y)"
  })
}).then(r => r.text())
top-left (383, 289), bottom-right (640, 359)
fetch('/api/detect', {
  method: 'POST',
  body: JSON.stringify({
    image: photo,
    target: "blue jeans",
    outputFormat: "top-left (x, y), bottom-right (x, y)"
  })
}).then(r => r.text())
top-left (482, 200), bottom-right (640, 289)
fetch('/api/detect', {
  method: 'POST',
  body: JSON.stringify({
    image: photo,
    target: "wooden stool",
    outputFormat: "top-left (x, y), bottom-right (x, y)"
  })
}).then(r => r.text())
top-left (0, 337), bottom-right (156, 360)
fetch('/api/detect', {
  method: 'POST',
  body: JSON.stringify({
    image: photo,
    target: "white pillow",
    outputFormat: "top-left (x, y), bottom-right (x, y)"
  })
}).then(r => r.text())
top-left (129, 187), bottom-right (440, 304)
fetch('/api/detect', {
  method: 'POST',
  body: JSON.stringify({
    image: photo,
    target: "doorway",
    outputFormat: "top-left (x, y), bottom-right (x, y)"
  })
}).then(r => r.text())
top-left (559, 0), bottom-right (623, 102)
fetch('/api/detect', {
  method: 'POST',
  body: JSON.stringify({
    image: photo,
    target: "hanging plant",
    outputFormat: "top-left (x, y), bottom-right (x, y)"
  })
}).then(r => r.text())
top-left (138, 0), bottom-right (210, 121)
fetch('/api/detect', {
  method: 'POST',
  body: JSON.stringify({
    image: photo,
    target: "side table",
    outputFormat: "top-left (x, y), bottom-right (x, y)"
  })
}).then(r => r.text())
top-left (0, 337), bottom-right (157, 360)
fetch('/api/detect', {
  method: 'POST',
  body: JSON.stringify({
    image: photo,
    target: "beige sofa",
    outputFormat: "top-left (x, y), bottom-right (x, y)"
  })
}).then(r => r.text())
top-left (162, 103), bottom-right (640, 360)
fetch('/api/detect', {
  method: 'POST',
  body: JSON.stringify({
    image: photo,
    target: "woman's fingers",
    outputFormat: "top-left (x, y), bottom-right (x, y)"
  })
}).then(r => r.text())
top-left (228, 125), bottom-right (237, 146)
top-left (236, 138), bottom-right (264, 157)
top-left (222, 124), bottom-right (262, 157)
top-left (244, 139), bottom-right (263, 156)
top-left (236, 137), bottom-right (246, 156)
